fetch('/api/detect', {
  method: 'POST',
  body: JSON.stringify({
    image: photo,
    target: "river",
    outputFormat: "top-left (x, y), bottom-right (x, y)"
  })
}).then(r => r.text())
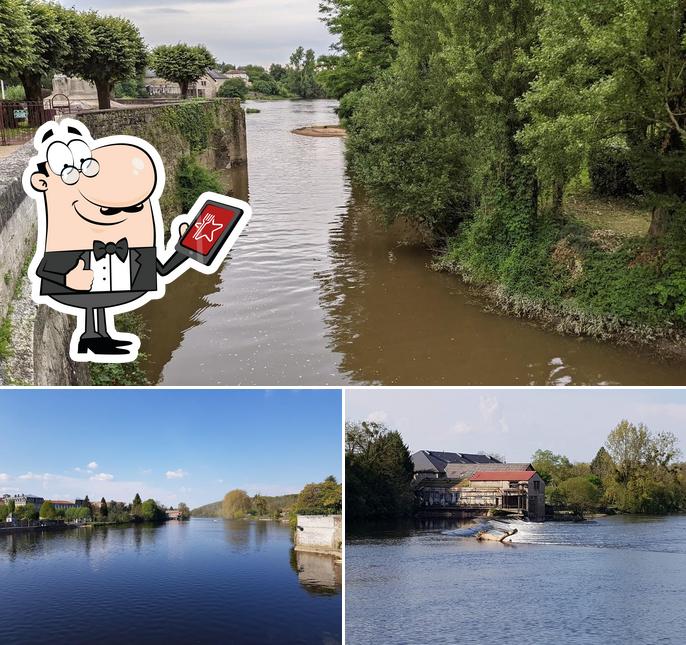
top-left (346, 514), bottom-right (686, 644)
top-left (140, 100), bottom-right (686, 385)
top-left (0, 518), bottom-right (341, 644)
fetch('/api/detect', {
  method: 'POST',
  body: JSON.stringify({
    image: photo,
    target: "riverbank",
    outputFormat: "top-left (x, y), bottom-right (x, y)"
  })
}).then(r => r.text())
top-left (435, 210), bottom-right (686, 361)
top-left (0, 523), bottom-right (79, 535)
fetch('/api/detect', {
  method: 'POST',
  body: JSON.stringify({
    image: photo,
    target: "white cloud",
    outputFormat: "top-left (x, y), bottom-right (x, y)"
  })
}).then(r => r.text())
top-left (479, 395), bottom-right (509, 433)
top-left (18, 472), bottom-right (55, 481)
top-left (90, 473), bottom-right (114, 481)
top-left (0, 473), bottom-right (9, 481)
top-left (166, 469), bottom-right (187, 480)
top-left (87, 461), bottom-right (98, 471)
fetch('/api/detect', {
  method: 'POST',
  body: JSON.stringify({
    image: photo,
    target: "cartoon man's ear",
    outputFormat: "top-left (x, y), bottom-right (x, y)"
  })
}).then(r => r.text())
top-left (30, 166), bottom-right (49, 192)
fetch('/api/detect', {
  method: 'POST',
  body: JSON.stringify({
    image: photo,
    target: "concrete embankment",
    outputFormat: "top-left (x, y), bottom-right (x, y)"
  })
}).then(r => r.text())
top-left (294, 514), bottom-right (342, 556)
top-left (0, 98), bottom-right (247, 385)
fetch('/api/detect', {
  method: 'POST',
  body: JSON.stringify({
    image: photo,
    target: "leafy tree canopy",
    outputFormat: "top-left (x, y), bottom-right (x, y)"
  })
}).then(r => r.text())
top-left (150, 43), bottom-right (214, 98)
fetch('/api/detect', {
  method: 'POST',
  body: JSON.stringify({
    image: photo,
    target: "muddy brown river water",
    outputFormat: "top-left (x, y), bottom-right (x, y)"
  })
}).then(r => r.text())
top-left (140, 99), bottom-right (686, 385)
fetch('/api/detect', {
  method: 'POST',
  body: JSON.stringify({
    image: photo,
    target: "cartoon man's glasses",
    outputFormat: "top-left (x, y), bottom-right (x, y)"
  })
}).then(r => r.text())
top-left (60, 158), bottom-right (100, 185)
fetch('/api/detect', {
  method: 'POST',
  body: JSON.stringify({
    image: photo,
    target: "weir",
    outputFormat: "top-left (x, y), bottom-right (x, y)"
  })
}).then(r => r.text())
top-left (0, 98), bottom-right (247, 385)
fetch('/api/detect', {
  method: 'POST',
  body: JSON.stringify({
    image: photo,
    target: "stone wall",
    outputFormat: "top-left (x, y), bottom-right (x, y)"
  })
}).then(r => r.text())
top-left (294, 515), bottom-right (343, 554)
top-left (0, 98), bottom-right (247, 385)
top-left (78, 98), bottom-right (247, 227)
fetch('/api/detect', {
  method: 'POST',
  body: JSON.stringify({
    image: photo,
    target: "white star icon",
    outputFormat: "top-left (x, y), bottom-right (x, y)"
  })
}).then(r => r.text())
top-left (192, 213), bottom-right (224, 244)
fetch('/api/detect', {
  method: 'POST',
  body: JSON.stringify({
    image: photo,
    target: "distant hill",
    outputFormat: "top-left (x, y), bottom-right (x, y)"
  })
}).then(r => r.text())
top-left (191, 493), bottom-right (298, 518)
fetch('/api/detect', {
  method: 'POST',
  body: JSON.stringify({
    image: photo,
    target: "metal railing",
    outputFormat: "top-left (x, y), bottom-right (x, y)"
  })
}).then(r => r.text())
top-left (0, 99), bottom-right (71, 146)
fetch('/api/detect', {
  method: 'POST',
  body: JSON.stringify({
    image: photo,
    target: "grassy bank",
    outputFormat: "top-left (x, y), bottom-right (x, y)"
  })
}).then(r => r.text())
top-left (434, 192), bottom-right (686, 356)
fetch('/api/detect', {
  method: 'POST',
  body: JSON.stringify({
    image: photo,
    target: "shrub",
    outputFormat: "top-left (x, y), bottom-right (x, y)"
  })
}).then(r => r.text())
top-left (217, 78), bottom-right (247, 101)
top-left (176, 155), bottom-right (223, 212)
top-left (588, 145), bottom-right (639, 197)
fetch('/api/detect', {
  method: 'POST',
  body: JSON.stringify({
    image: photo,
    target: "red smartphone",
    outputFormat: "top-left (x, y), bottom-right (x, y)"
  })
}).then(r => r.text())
top-left (175, 198), bottom-right (246, 265)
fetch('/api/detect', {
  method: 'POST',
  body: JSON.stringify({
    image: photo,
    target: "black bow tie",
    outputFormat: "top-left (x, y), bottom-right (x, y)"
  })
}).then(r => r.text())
top-left (93, 238), bottom-right (129, 262)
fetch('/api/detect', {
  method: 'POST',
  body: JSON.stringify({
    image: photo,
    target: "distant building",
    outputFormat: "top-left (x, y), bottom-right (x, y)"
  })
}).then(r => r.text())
top-left (48, 500), bottom-right (83, 511)
top-left (11, 494), bottom-right (44, 510)
top-left (144, 69), bottom-right (180, 96)
top-left (411, 450), bottom-right (505, 480)
top-left (166, 509), bottom-right (181, 520)
top-left (224, 69), bottom-right (251, 85)
top-left (416, 470), bottom-right (546, 521)
top-left (144, 68), bottom-right (249, 99)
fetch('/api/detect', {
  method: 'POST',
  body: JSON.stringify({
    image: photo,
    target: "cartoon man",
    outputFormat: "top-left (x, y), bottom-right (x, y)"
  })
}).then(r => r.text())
top-left (23, 118), bottom-right (251, 363)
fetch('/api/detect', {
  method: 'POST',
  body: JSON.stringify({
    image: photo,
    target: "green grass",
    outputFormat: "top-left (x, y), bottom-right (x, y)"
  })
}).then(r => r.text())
top-left (565, 189), bottom-right (651, 238)
top-left (89, 312), bottom-right (150, 386)
top-left (439, 201), bottom-right (686, 336)
top-left (0, 307), bottom-right (12, 360)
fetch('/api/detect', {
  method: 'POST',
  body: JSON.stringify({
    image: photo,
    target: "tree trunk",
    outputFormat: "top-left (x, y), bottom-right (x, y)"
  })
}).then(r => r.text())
top-left (20, 72), bottom-right (44, 126)
top-left (552, 180), bottom-right (564, 216)
top-left (20, 72), bottom-right (43, 104)
top-left (95, 80), bottom-right (111, 110)
top-left (648, 206), bottom-right (674, 237)
top-left (180, 81), bottom-right (189, 99)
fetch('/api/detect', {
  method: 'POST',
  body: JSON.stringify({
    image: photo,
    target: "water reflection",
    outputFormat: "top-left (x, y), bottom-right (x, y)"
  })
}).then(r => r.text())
top-left (1, 519), bottom-right (341, 644)
top-left (321, 184), bottom-right (686, 385)
top-left (290, 548), bottom-right (342, 596)
top-left (141, 163), bottom-right (249, 384)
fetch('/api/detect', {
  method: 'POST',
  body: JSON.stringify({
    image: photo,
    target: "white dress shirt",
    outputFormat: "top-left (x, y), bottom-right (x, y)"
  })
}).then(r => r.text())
top-left (90, 251), bottom-right (132, 292)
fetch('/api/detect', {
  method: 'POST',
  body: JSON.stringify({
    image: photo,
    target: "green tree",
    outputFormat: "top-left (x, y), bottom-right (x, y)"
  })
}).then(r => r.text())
top-left (177, 502), bottom-right (191, 520)
top-left (518, 0), bottom-right (686, 233)
top-left (71, 12), bottom-right (147, 109)
top-left (269, 63), bottom-right (287, 82)
top-left (0, 503), bottom-right (9, 521)
top-left (252, 494), bottom-right (268, 517)
top-left (131, 493), bottom-right (143, 521)
top-left (346, 421), bottom-right (415, 520)
top-left (318, 0), bottom-right (395, 100)
top-left (39, 500), bottom-right (57, 519)
top-left (287, 46), bottom-right (323, 99)
top-left (0, 0), bottom-right (35, 80)
top-left (99, 497), bottom-right (108, 518)
top-left (590, 447), bottom-right (616, 484)
top-left (150, 43), bottom-right (215, 99)
top-left (21, 504), bottom-right (38, 520)
top-left (7, 499), bottom-right (15, 513)
top-left (222, 489), bottom-right (252, 519)
top-left (531, 449), bottom-right (573, 486)
top-left (556, 476), bottom-right (602, 518)
top-left (15, 2), bottom-right (93, 104)
top-left (141, 498), bottom-right (165, 521)
top-left (294, 479), bottom-right (342, 515)
top-left (217, 78), bottom-right (247, 100)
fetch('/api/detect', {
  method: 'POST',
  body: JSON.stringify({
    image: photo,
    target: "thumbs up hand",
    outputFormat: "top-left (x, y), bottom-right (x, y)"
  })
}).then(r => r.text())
top-left (66, 259), bottom-right (94, 291)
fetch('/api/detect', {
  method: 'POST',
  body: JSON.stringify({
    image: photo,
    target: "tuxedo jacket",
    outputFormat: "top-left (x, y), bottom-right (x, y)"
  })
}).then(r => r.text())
top-left (36, 247), bottom-right (169, 296)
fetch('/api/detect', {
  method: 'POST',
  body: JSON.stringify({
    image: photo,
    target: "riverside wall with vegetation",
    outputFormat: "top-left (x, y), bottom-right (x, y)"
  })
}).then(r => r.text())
top-left (320, 0), bottom-right (686, 356)
top-left (0, 98), bottom-right (247, 386)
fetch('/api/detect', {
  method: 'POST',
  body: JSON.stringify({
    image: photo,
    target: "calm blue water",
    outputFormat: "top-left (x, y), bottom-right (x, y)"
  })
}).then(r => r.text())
top-left (346, 515), bottom-right (686, 644)
top-left (0, 518), bottom-right (341, 644)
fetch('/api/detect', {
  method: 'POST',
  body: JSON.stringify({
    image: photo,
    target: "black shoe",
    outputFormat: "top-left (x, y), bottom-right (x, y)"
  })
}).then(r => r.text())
top-left (98, 335), bottom-right (133, 347)
top-left (77, 337), bottom-right (131, 356)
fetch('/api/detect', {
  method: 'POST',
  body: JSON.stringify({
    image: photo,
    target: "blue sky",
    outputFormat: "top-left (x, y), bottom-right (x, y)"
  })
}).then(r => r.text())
top-left (346, 388), bottom-right (686, 463)
top-left (62, 1), bottom-right (332, 67)
top-left (0, 389), bottom-right (341, 507)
